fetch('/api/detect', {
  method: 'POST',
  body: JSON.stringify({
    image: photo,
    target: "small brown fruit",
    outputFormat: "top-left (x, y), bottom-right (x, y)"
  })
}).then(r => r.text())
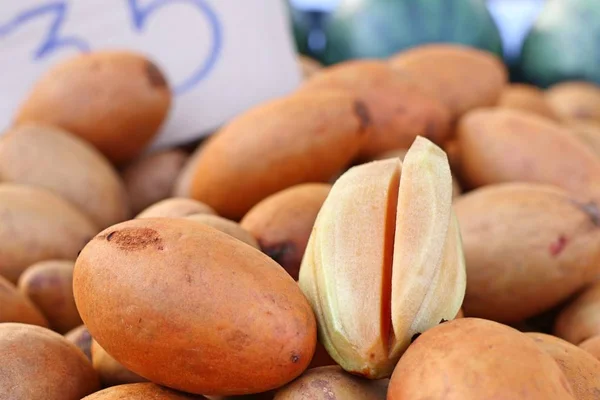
top-left (0, 274), bottom-right (48, 327)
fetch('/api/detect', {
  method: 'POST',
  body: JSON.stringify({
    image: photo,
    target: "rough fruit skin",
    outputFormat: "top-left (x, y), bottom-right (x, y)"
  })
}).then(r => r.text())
top-left (455, 183), bottom-right (600, 323)
top-left (298, 60), bottom-right (452, 160)
top-left (555, 282), bottom-right (600, 344)
top-left (82, 383), bottom-right (207, 399)
top-left (274, 366), bottom-right (387, 400)
top-left (0, 323), bottom-right (100, 399)
top-left (390, 44), bottom-right (508, 119)
top-left (299, 137), bottom-right (465, 378)
top-left (527, 332), bottom-right (600, 400)
top-left (457, 108), bottom-right (600, 198)
top-left (387, 318), bottom-right (575, 400)
top-left (15, 51), bottom-right (172, 165)
top-left (189, 91), bottom-right (372, 220)
top-left (73, 218), bottom-right (317, 396)
top-left (0, 274), bottom-right (49, 327)
top-left (241, 183), bottom-right (332, 280)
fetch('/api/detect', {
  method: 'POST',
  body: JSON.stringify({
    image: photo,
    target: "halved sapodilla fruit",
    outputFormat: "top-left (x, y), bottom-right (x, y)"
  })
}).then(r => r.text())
top-left (298, 136), bottom-right (466, 379)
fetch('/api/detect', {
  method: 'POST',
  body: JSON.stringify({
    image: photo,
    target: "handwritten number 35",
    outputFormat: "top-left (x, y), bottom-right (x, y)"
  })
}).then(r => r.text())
top-left (0, 0), bottom-right (223, 95)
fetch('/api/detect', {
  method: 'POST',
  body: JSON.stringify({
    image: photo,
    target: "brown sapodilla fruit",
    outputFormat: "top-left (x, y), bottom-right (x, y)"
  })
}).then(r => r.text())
top-left (82, 383), bottom-right (207, 399)
top-left (455, 183), bottom-right (600, 323)
top-left (73, 218), bottom-right (317, 396)
top-left (189, 91), bottom-right (372, 220)
top-left (389, 44), bottom-right (508, 119)
top-left (241, 183), bottom-right (331, 280)
top-left (185, 214), bottom-right (259, 249)
top-left (555, 282), bottom-right (600, 344)
top-left (0, 323), bottom-right (99, 399)
top-left (497, 83), bottom-right (559, 121)
top-left (457, 108), bottom-right (600, 197)
top-left (18, 260), bottom-right (81, 334)
top-left (546, 81), bottom-right (600, 122)
top-left (136, 197), bottom-right (216, 219)
top-left (274, 366), bottom-right (387, 400)
top-left (299, 60), bottom-right (452, 160)
top-left (0, 184), bottom-right (98, 283)
top-left (91, 340), bottom-right (148, 387)
top-left (122, 149), bottom-right (189, 215)
top-left (0, 124), bottom-right (130, 228)
top-left (14, 51), bottom-right (172, 164)
top-left (0, 274), bottom-right (48, 327)
top-left (527, 332), bottom-right (600, 400)
top-left (387, 318), bottom-right (575, 399)
top-left (64, 325), bottom-right (93, 361)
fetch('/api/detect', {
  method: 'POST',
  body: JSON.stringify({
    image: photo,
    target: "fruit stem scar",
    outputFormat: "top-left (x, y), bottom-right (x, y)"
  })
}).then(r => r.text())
top-left (106, 231), bottom-right (116, 241)
top-left (549, 235), bottom-right (568, 257)
top-left (353, 100), bottom-right (371, 131)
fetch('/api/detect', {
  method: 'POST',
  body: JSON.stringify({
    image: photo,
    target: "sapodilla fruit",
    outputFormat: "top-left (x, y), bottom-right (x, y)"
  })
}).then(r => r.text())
top-left (298, 136), bottom-right (466, 379)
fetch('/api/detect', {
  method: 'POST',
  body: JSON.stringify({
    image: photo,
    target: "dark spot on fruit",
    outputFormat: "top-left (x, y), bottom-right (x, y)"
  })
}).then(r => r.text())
top-left (310, 379), bottom-right (335, 400)
top-left (260, 241), bottom-right (299, 279)
top-left (185, 274), bottom-right (192, 284)
top-left (353, 100), bottom-right (371, 131)
top-left (106, 228), bottom-right (163, 251)
top-left (439, 319), bottom-right (449, 324)
top-left (291, 353), bottom-right (300, 363)
top-left (411, 333), bottom-right (421, 343)
top-left (138, 318), bottom-right (142, 324)
top-left (549, 235), bottom-right (568, 256)
top-left (369, 353), bottom-right (375, 360)
top-left (572, 201), bottom-right (600, 226)
top-left (146, 60), bottom-right (168, 88)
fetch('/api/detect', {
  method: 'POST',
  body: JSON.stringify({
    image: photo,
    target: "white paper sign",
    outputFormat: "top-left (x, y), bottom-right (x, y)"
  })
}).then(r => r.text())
top-left (0, 0), bottom-right (303, 149)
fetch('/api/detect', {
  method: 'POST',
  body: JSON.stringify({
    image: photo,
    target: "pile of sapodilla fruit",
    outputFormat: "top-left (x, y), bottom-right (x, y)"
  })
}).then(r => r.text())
top-left (4, 44), bottom-right (600, 399)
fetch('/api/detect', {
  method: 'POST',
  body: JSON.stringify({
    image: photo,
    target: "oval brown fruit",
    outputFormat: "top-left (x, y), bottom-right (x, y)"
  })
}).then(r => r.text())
top-left (136, 197), bottom-right (216, 219)
top-left (0, 124), bottom-right (130, 228)
top-left (387, 318), bottom-right (574, 400)
top-left (91, 340), bottom-right (147, 387)
top-left (497, 84), bottom-right (559, 121)
top-left (555, 282), bottom-right (600, 344)
top-left (546, 81), bottom-right (600, 122)
top-left (73, 218), bottom-right (317, 396)
top-left (241, 183), bottom-right (331, 280)
top-left (455, 183), bottom-right (600, 323)
top-left (580, 336), bottom-right (600, 361)
top-left (82, 383), bottom-right (207, 400)
top-left (123, 149), bottom-right (189, 215)
top-left (65, 325), bottom-right (93, 361)
top-left (18, 260), bottom-right (82, 334)
top-left (527, 332), bottom-right (600, 400)
top-left (0, 323), bottom-right (99, 399)
top-left (0, 274), bottom-right (48, 327)
top-left (457, 108), bottom-right (600, 197)
top-left (299, 60), bottom-right (451, 160)
top-left (389, 44), bottom-right (508, 119)
top-left (274, 366), bottom-right (387, 400)
top-left (189, 91), bottom-right (371, 220)
top-left (0, 184), bottom-right (98, 283)
top-left (185, 214), bottom-right (259, 249)
top-left (14, 51), bottom-right (172, 164)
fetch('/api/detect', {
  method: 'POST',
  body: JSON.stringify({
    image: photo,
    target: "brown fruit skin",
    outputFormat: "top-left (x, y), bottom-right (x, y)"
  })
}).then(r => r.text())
top-left (579, 336), bottom-right (600, 361)
top-left (455, 183), bottom-right (600, 323)
top-left (274, 366), bottom-right (387, 400)
top-left (527, 332), bottom-right (600, 400)
top-left (82, 383), bottom-right (207, 399)
top-left (0, 184), bottom-right (98, 283)
top-left (0, 274), bottom-right (49, 327)
top-left (73, 218), bottom-right (317, 396)
top-left (565, 120), bottom-right (600, 158)
top-left (240, 183), bottom-right (331, 280)
top-left (389, 44), bottom-right (508, 119)
top-left (185, 214), bottom-right (259, 249)
top-left (65, 325), bottom-right (93, 361)
top-left (299, 60), bottom-right (452, 160)
top-left (136, 197), bottom-right (216, 219)
top-left (555, 282), bottom-right (600, 344)
top-left (189, 91), bottom-right (371, 220)
top-left (173, 143), bottom-right (207, 198)
top-left (387, 318), bottom-right (575, 400)
top-left (497, 84), bottom-right (560, 121)
top-left (457, 108), bottom-right (600, 197)
top-left (91, 340), bottom-right (148, 387)
top-left (14, 51), bottom-right (172, 165)
top-left (0, 323), bottom-right (100, 399)
top-left (123, 149), bottom-right (189, 215)
top-left (0, 124), bottom-right (130, 228)
top-left (546, 81), bottom-right (600, 122)
top-left (17, 260), bottom-right (81, 334)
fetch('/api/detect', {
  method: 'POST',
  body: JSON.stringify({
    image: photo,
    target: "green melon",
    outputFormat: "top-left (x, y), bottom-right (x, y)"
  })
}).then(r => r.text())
top-left (321, 0), bottom-right (503, 65)
top-left (519, 0), bottom-right (600, 88)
